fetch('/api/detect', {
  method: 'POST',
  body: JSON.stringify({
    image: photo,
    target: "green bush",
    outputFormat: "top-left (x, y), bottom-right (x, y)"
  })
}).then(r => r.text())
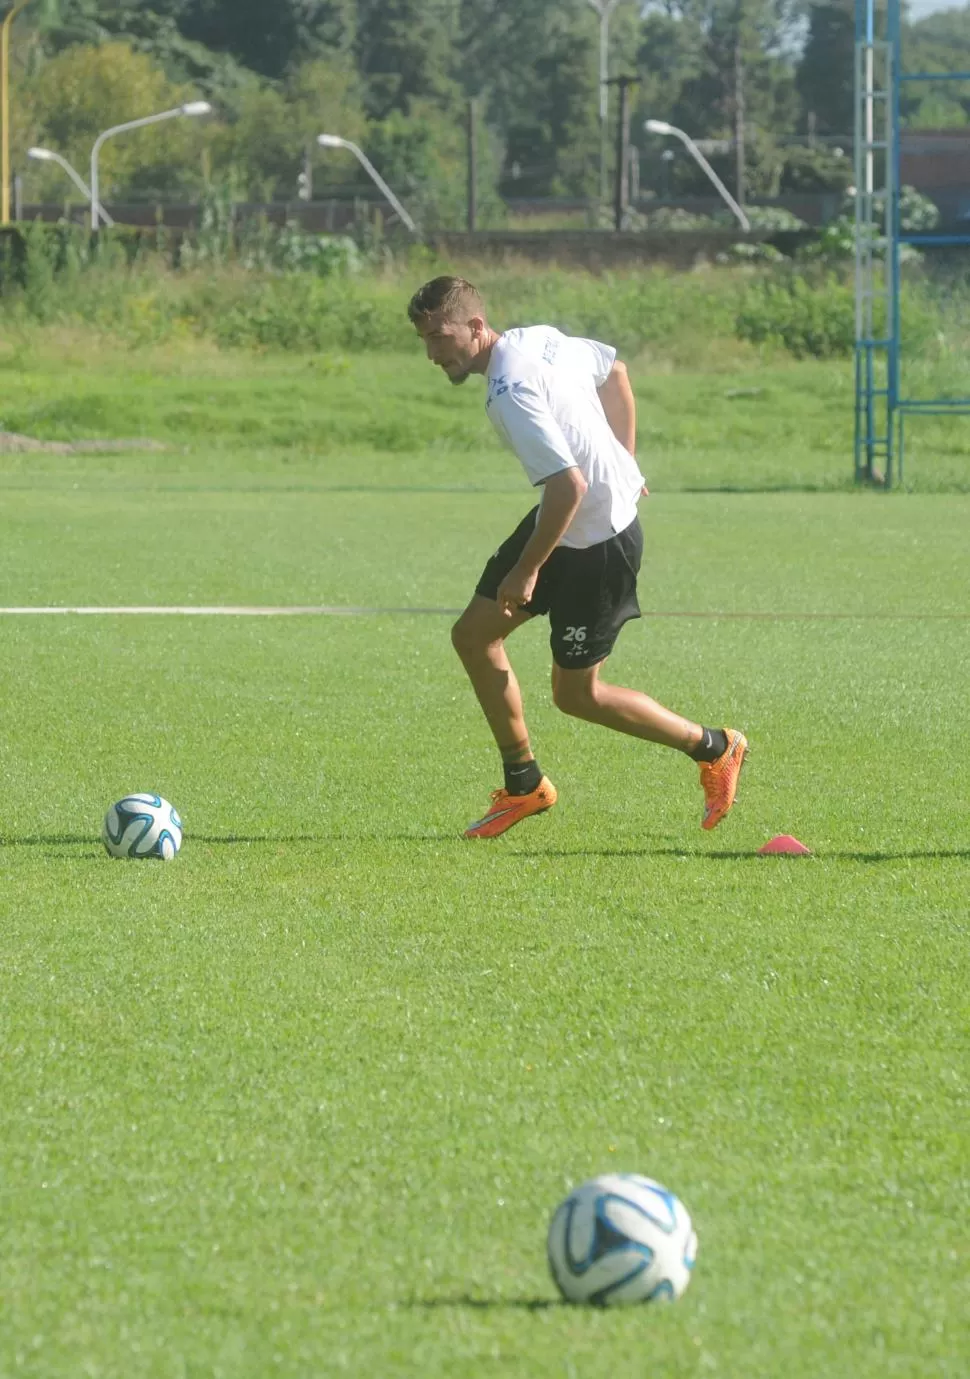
top-left (735, 274), bottom-right (856, 358)
top-left (798, 186), bottom-right (942, 265)
top-left (735, 206), bottom-right (807, 232)
top-left (188, 264), bottom-right (745, 356)
top-left (0, 222), bottom-right (167, 296)
top-left (780, 145), bottom-right (853, 194)
top-left (209, 276), bottom-right (412, 351)
top-left (478, 268), bottom-right (741, 357)
top-left (23, 222), bottom-right (58, 321)
top-left (3, 243), bottom-right (961, 367)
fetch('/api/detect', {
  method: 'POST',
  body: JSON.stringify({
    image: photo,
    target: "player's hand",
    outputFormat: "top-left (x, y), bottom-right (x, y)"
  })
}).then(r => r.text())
top-left (497, 564), bottom-right (538, 618)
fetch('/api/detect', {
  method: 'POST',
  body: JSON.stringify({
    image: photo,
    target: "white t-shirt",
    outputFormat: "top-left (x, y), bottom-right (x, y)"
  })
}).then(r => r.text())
top-left (485, 326), bottom-right (645, 550)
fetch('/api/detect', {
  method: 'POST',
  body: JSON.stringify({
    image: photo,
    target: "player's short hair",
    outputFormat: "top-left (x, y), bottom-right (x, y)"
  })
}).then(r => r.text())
top-left (407, 276), bottom-right (487, 326)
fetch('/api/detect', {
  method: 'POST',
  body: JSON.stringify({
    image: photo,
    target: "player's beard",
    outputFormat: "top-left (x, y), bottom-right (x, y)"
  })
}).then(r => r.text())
top-left (449, 369), bottom-right (471, 386)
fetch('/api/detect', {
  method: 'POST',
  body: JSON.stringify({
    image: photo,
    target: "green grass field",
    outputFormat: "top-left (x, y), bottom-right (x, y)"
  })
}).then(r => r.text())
top-left (1, 337), bottom-right (968, 1378)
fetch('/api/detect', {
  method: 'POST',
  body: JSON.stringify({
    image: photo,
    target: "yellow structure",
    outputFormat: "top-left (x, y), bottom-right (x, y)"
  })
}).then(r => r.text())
top-left (1, 0), bottom-right (33, 225)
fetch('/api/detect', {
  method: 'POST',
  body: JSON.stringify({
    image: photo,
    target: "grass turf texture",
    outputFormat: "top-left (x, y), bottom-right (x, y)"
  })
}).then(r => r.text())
top-left (1, 340), bottom-right (969, 1377)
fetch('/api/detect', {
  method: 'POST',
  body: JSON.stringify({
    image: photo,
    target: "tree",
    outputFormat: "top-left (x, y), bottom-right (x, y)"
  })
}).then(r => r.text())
top-left (213, 57), bottom-right (367, 201)
top-left (25, 0), bottom-right (254, 102)
top-left (633, 0), bottom-right (799, 198)
top-left (796, 0), bottom-right (855, 136)
top-left (451, 1), bottom-right (607, 199)
top-left (19, 42), bottom-right (206, 201)
top-left (635, 6), bottom-right (707, 135)
top-left (177, 0), bottom-right (355, 79)
top-left (665, 0), bottom-right (797, 139)
top-left (500, 19), bottom-right (599, 198)
top-left (363, 99), bottom-right (503, 228)
top-left (354, 0), bottom-right (460, 120)
top-left (780, 142), bottom-right (853, 192)
top-left (903, 5), bottom-right (970, 127)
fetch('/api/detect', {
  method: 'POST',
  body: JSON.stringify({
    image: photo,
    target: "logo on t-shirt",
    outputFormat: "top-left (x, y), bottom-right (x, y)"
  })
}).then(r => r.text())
top-left (542, 334), bottom-right (559, 365)
top-left (486, 374), bottom-right (511, 407)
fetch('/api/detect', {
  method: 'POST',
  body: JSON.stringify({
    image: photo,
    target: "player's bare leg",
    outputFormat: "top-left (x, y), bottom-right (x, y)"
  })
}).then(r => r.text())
top-left (451, 596), bottom-right (535, 760)
top-left (451, 595), bottom-right (558, 837)
top-left (551, 661), bottom-right (747, 829)
top-left (551, 660), bottom-right (703, 750)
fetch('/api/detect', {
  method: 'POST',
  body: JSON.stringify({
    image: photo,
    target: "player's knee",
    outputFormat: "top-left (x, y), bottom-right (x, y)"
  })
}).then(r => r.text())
top-left (451, 617), bottom-right (473, 659)
top-left (552, 672), bottom-right (598, 718)
top-left (451, 615), bottom-right (490, 662)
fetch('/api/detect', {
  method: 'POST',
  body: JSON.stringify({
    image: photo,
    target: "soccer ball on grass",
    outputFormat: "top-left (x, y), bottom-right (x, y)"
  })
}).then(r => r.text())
top-left (102, 793), bottom-right (183, 860)
top-left (547, 1173), bottom-right (696, 1306)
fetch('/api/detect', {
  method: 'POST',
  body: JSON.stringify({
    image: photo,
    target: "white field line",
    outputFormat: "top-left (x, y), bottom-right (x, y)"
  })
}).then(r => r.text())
top-left (0, 605), bottom-right (461, 616)
top-left (0, 607), bottom-right (967, 619)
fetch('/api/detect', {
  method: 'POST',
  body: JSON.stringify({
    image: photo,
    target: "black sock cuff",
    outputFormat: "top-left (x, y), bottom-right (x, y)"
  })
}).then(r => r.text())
top-left (689, 728), bottom-right (728, 764)
top-left (504, 759), bottom-right (542, 795)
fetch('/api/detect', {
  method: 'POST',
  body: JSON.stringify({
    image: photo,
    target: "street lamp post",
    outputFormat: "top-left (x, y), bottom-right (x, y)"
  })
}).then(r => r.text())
top-left (586, 0), bottom-right (622, 211)
top-left (1, 0), bottom-right (34, 224)
top-left (644, 119), bottom-right (751, 232)
top-left (317, 133), bottom-right (417, 234)
top-left (90, 100), bottom-right (211, 231)
top-left (28, 146), bottom-right (114, 226)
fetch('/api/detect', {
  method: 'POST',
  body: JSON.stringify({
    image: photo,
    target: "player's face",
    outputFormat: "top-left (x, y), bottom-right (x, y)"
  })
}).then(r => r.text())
top-left (416, 312), bottom-right (485, 385)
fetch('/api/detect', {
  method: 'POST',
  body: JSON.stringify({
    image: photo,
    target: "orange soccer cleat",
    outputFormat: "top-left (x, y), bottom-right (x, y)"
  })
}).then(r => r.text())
top-left (464, 777), bottom-right (558, 839)
top-left (698, 729), bottom-right (748, 831)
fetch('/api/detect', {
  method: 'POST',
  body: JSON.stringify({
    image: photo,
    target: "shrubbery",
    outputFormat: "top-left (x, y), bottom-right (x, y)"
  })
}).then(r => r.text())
top-left (735, 274), bottom-right (856, 358)
top-left (1, 219), bottom-right (966, 364)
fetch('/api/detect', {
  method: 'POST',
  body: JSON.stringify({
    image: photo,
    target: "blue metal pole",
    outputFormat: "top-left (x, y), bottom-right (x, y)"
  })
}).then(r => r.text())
top-left (853, 0), bottom-right (867, 480)
top-left (887, 0), bottom-right (901, 485)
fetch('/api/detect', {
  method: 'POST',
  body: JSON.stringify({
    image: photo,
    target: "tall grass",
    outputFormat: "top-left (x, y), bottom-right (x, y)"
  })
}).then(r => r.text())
top-left (2, 235), bottom-right (970, 371)
top-left (2, 248), bottom-right (746, 358)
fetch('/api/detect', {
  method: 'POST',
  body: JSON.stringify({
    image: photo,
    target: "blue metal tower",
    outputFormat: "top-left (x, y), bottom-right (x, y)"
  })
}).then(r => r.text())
top-left (854, 0), bottom-right (970, 484)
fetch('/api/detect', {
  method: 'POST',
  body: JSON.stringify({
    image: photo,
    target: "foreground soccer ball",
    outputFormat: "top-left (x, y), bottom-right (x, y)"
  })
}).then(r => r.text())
top-left (102, 793), bottom-right (183, 860)
top-left (547, 1174), bottom-right (697, 1306)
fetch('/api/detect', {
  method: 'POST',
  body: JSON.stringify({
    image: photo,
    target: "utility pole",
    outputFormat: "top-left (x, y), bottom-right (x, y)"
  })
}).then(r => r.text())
top-left (467, 98), bottom-right (477, 232)
top-left (606, 74), bottom-right (637, 231)
top-left (733, 9), bottom-right (746, 209)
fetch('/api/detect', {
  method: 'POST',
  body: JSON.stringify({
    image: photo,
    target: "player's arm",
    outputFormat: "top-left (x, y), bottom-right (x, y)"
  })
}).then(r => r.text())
top-left (489, 381), bottom-right (588, 616)
top-left (597, 359), bottom-right (636, 456)
top-left (496, 468), bottom-right (588, 616)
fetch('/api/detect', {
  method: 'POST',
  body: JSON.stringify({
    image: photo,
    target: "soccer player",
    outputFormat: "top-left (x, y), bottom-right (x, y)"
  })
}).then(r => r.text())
top-left (408, 275), bottom-right (747, 839)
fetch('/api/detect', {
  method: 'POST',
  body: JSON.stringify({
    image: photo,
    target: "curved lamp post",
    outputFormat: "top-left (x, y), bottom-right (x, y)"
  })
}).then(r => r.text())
top-left (317, 133), bottom-right (417, 234)
top-left (644, 119), bottom-right (751, 233)
top-left (1, 0), bottom-right (34, 224)
top-left (28, 146), bottom-right (115, 226)
top-left (90, 100), bottom-right (211, 231)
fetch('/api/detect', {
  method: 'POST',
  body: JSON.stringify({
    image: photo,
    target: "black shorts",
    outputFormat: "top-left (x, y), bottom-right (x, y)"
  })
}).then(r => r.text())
top-left (475, 507), bottom-right (643, 669)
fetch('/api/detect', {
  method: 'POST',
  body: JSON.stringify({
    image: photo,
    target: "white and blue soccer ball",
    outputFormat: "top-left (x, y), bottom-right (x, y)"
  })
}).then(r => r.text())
top-left (547, 1173), bottom-right (697, 1306)
top-left (102, 793), bottom-right (183, 861)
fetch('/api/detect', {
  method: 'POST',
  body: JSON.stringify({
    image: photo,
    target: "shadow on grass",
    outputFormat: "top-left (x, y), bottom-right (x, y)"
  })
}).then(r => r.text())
top-left (0, 834), bottom-right (94, 846)
top-left (405, 1295), bottom-right (565, 1312)
top-left (3, 837), bottom-right (968, 863)
top-left (0, 831), bottom-right (457, 847)
top-left (193, 832), bottom-right (459, 846)
top-left (508, 847), bottom-right (970, 862)
top-left (194, 834), bottom-right (325, 845)
top-left (830, 850), bottom-right (970, 863)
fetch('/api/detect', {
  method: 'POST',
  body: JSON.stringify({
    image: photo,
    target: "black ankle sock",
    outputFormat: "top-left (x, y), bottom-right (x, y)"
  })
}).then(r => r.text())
top-left (504, 759), bottom-right (542, 795)
top-left (689, 728), bottom-right (728, 764)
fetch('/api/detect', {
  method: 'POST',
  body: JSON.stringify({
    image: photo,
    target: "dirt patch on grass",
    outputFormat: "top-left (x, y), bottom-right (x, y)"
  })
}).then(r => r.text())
top-left (0, 432), bottom-right (166, 454)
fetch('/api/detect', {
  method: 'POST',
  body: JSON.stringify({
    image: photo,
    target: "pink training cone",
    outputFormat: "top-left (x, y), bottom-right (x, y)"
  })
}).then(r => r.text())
top-left (757, 834), bottom-right (812, 856)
